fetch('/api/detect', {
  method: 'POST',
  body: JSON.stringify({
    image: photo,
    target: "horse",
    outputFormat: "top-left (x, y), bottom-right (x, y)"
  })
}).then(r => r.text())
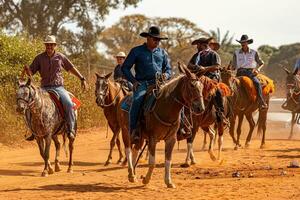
top-left (95, 72), bottom-right (126, 166)
top-left (16, 78), bottom-right (76, 176)
top-left (182, 77), bottom-right (231, 167)
top-left (282, 67), bottom-right (300, 139)
top-left (118, 63), bottom-right (205, 188)
top-left (220, 68), bottom-right (273, 149)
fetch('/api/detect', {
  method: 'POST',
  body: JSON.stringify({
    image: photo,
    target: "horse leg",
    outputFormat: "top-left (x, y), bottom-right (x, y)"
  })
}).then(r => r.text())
top-left (181, 128), bottom-right (196, 168)
top-left (67, 137), bottom-right (74, 173)
top-left (105, 129), bottom-right (119, 166)
top-left (164, 137), bottom-right (176, 188)
top-left (36, 138), bottom-right (47, 177)
top-left (289, 112), bottom-right (296, 140)
top-left (205, 127), bottom-right (216, 161)
top-left (213, 123), bottom-right (218, 145)
top-left (235, 113), bottom-right (244, 150)
top-left (142, 137), bottom-right (156, 185)
top-left (259, 110), bottom-right (268, 149)
top-left (52, 135), bottom-right (61, 172)
top-left (245, 113), bottom-right (255, 148)
top-left (229, 114), bottom-right (237, 145)
top-left (216, 123), bottom-right (224, 160)
top-left (44, 137), bottom-right (54, 175)
top-left (116, 134), bottom-right (124, 164)
top-left (201, 131), bottom-right (207, 151)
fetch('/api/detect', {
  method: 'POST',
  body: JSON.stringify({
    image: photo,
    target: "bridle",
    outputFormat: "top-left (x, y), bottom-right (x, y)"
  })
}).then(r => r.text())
top-left (17, 85), bottom-right (36, 109)
top-left (95, 79), bottom-right (122, 107)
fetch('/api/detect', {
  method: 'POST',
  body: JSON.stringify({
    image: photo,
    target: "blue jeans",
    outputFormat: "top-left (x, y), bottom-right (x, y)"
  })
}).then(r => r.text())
top-left (237, 68), bottom-right (266, 105)
top-left (129, 81), bottom-right (151, 131)
top-left (43, 86), bottom-right (76, 133)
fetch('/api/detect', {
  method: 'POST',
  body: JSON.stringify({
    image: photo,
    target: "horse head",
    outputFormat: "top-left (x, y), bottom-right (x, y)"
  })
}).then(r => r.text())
top-left (178, 62), bottom-right (205, 114)
top-left (95, 72), bottom-right (113, 107)
top-left (220, 67), bottom-right (235, 86)
top-left (16, 78), bottom-right (37, 114)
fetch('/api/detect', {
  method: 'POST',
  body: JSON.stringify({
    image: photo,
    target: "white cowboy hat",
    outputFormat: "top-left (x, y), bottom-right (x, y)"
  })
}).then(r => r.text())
top-left (115, 51), bottom-right (126, 58)
top-left (43, 35), bottom-right (57, 44)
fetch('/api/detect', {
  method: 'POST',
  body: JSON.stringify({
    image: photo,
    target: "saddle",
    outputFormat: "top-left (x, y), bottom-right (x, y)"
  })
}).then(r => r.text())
top-left (239, 74), bottom-right (275, 102)
top-left (47, 89), bottom-right (81, 118)
top-left (120, 89), bottom-right (157, 114)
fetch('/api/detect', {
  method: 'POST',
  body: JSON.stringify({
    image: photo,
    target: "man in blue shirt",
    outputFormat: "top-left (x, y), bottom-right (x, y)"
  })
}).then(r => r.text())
top-left (122, 26), bottom-right (172, 144)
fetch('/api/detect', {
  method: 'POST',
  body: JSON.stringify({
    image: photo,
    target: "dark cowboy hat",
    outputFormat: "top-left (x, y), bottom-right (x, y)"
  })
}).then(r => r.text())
top-left (191, 37), bottom-right (210, 45)
top-left (236, 34), bottom-right (253, 44)
top-left (140, 26), bottom-right (168, 40)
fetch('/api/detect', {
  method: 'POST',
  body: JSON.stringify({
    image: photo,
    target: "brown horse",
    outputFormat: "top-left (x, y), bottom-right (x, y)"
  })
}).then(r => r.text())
top-left (118, 64), bottom-right (205, 188)
top-left (182, 77), bottom-right (231, 167)
top-left (282, 67), bottom-right (300, 139)
top-left (221, 68), bottom-right (271, 149)
top-left (95, 72), bottom-right (126, 166)
top-left (16, 78), bottom-right (76, 176)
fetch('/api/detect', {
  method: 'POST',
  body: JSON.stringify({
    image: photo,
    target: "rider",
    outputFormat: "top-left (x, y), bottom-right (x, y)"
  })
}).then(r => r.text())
top-left (23, 35), bottom-right (87, 141)
top-left (113, 51), bottom-right (132, 91)
top-left (188, 37), bottom-right (225, 123)
top-left (232, 34), bottom-right (268, 110)
top-left (208, 37), bottom-right (220, 52)
top-left (122, 26), bottom-right (172, 144)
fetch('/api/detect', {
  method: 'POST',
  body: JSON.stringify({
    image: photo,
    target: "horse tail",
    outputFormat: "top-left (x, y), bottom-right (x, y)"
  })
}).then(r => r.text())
top-left (256, 108), bottom-right (267, 137)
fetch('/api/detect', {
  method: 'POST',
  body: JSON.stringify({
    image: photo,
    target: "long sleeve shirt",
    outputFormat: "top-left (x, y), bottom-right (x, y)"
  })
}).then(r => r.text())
top-left (113, 64), bottom-right (125, 80)
top-left (122, 43), bottom-right (172, 84)
top-left (30, 51), bottom-right (74, 87)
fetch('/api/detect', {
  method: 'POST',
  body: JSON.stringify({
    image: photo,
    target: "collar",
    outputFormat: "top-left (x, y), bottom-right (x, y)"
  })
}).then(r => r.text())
top-left (239, 48), bottom-right (251, 54)
top-left (143, 43), bottom-right (159, 52)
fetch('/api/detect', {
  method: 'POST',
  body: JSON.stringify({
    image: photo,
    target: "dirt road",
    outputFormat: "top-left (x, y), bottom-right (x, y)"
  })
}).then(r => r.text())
top-left (0, 127), bottom-right (299, 200)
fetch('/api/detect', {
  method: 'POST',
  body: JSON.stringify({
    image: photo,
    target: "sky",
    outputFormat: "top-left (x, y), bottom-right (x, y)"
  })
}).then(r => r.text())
top-left (102, 0), bottom-right (300, 49)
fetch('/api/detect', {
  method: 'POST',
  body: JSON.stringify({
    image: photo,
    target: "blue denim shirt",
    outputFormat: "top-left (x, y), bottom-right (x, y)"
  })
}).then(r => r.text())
top-left (122, 43), bottom-right (172, 84)
top-left (294, 58), bottom-right (300, 73)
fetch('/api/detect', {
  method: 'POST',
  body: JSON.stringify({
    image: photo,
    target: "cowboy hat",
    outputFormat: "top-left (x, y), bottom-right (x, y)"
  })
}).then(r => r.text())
top-left (236, 34), bottom-right (253, 44)
top-left (208, 37), bottom-right (220, 51)
top-left (115, 51), bottom-right (126, 58)
top-left (43, 35), bottom-right (57, 44)
top-left (140, 26), bottom-right (168, 40)
top-left (191, 37), bottom-right (210, 45)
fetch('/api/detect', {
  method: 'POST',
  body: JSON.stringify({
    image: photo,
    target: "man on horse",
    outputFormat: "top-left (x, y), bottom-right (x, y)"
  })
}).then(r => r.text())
top-left (188, 37), bottom-right (225, 124)
top-left (232, 34), bottom-right (268, 110)
top-left (23, 35), bottom-right (87, 141)
top-left (122, 26), bottom-right (172, 144)
top-left (113, 51), bottom-right (132, 91)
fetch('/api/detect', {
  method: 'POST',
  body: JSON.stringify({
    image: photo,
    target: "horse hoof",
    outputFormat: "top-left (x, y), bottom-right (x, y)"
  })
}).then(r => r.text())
top-left (166, 183), bottom-right (176, 189)
top-left (117, 159), bottom-right (124, 165)
top-left (260, 144), bottom-right (266, 149)
top-left (48, 168), bottom-right (54, 175)
top-left (142, 177), bottom-right (150, 185)
top-left (128, 176), bottom-right (137, 183)
top-left (209, 154), bottom-right (217, 162)
top-left (180, 163), bottom-right (190, 168)
top-left (41, 171), bottom-right (48, 177)
top-left (55, 165), bottom-right (61, 172)
top-left (191, 161), bottom-right (197, 165)
top-left (104, 161), bottom-right (111, 166)
top-left (67, 168), bottom-right (73, 173)
top-left (245, 143), bottom-right (250, 149)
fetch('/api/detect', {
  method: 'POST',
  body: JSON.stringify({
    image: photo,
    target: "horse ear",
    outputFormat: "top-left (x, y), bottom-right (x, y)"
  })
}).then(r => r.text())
top-left (178, 62), bottom-right (194, 79)
top-left (26, 77), bottom-right (31, 86)
top-left (282, 67), bottom-right (291, 74)
top-left (105, 72), bottom-right (113, 79)
top-left (95, 72), bottom-right (101, 78)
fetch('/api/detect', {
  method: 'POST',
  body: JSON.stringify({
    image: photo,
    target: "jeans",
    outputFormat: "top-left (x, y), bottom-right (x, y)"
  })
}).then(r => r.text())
top-left (237, 68), bottom-right (266, 105)
top-left (43, 86), bottom-right (76, 133)
top-left (129, 81), bottom-right (150, 131)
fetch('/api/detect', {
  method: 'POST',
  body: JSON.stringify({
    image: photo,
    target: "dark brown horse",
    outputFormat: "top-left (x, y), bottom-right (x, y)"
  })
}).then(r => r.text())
top-left (119, 64), bottom-right (205, 188)
top-left (16, 78), bottom-right (76, 176)
top-left (221, 68), bottom-right (271, 149)
top-left (282, 67), bottom-right (300, 139)
top-left (182, 78), bottom-right (231, 167)
top-left (95, 72), bottom-right (126, 166)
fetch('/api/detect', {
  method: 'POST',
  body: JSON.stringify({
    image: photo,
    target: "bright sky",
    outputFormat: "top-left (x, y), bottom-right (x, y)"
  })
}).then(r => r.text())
top-left (103, 0), bottom-right (300, 49)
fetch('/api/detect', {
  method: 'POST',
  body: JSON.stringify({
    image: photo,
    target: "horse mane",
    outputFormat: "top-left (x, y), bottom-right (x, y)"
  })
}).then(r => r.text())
top-left (199, 76), bottom-right (218, 100)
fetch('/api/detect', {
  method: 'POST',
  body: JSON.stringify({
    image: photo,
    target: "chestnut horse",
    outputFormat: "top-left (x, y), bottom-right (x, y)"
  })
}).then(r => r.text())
top-left (119, 64), bottom-right (205, 188)
top-left (95, 72), bottom-right (126, 166)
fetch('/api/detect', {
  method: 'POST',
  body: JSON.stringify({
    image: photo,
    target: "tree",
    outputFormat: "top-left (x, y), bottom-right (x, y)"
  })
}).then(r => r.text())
top-left (100, 14), bottom-right (208, 66)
